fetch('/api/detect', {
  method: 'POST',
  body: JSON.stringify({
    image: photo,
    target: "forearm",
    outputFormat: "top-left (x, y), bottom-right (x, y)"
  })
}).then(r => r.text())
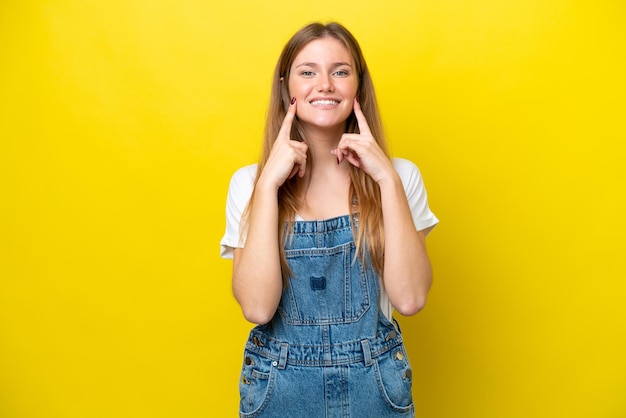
top-left (379, 173), bottom-right (432, 316)
top-left (232, 181), bottom-right (283, 324)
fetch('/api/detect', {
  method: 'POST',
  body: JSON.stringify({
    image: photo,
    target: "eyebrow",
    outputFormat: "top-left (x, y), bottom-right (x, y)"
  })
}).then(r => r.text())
top-left (294, 62), bottom-right (353, 69)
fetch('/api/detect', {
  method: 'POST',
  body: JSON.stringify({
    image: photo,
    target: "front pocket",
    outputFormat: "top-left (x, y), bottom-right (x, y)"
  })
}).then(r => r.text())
top-left (239, 350), bottom-right (275, 416)
top-left (374, 347), bottom-right (414, 412)
top-left (279, 242), bottom-right (371, 325)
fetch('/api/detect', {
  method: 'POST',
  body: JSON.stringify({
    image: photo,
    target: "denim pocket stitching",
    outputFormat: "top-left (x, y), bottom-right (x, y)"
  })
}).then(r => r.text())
top-left (279, 242), bottom-right (371, 325)
top-left (373, 352), bottom-right (415, 412)
top-left (239, 352), bottom-right (277, 417)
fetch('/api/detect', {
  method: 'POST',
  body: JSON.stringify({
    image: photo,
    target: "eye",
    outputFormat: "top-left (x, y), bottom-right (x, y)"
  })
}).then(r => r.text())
top-left (300, 70), bottom-right (315, 77)
top-left (334, 69), bottom-right (349, 77)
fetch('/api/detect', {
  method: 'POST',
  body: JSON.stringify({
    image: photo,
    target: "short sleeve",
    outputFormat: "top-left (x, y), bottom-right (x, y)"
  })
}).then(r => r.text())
top-left (220, 165), bottom-right (258, 259)
top-left (392, 158), bottom-right (439, 236)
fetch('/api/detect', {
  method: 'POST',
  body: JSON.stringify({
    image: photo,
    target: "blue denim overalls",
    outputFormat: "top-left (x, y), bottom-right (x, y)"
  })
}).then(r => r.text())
top-left (239, 215), bottom-right (415, 417)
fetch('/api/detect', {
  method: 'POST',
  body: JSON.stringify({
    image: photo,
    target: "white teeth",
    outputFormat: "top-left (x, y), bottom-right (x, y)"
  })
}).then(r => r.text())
top-left (311, 100), bottom-right (339, 106)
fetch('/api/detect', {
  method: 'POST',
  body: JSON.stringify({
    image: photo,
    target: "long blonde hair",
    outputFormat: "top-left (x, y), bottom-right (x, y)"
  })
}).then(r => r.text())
top-left (247, 22), bottom-right (390, 286)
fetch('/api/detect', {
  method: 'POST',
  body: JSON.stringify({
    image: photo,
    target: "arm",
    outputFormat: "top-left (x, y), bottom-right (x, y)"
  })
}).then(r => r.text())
top-left (334, 98), bottom-right (432, 316)
top-left (232, 181), bottom-right (283, 325)
top-left (377, 171), bottom-right (432, 316)
top-left (232, 98), bottom-right (307, 324)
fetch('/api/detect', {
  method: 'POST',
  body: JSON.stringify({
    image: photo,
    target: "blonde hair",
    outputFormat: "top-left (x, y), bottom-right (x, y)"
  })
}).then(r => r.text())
top-left (247, 22), bottom-right (389, 286)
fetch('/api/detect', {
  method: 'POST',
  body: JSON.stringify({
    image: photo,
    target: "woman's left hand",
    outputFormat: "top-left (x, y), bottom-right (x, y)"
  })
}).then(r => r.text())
top-left (332, 98), bottom-right (395, 184)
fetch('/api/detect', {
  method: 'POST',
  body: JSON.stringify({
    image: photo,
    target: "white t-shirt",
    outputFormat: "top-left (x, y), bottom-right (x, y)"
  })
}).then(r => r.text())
top-left (220, 158), bottom-right (439, 320)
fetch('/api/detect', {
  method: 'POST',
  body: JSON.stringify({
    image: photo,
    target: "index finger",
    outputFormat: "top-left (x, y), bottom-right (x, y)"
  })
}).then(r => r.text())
top-left (277, 97), bottom-right (297, 140)
top-left (353, 97), bottom-right (372, 136)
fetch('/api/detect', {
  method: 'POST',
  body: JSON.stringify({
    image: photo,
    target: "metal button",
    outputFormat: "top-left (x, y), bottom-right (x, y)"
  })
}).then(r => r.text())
top-left (252, 336), bottom-right (264, 347)
top-left (386, 330), bottom-right (397, 341)
top-left (272, 361), bottom-right (278, 367)
top-left (241, 375), bottom-right (250, 385)
top-left (403, 369), bottom-right (412, 380)
top-left (245, 356), bottom-right (253, 365)
top-left (394, 351), bottom-right (404, 361)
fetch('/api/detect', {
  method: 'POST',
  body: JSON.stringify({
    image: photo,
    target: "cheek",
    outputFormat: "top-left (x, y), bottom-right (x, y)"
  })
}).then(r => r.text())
top-left (340, 105), bottom-right (354, 120)
top-left (287, 79), bottom-right (305, 97)
top-left (343, 80), bottom-right (358, 96)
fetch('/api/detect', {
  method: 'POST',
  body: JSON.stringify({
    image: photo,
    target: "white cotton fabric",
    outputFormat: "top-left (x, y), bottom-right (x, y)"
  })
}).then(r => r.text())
top-left (220, 158), bottom-right (439, 320)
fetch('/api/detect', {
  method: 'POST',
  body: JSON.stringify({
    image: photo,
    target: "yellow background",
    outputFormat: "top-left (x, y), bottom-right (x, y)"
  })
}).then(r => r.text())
top-left (1, 1), bottom-right (625, 417)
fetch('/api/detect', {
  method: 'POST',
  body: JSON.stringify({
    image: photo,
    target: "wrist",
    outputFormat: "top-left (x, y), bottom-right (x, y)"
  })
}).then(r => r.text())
top-left (376, 169), bottom-right (402, 190)
top-left (256, 173), bottom-right (281, 194)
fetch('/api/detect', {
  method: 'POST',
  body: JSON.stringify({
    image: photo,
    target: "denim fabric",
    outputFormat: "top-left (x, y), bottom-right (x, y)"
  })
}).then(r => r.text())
top-left (239, 215), bottom-right (415, 417)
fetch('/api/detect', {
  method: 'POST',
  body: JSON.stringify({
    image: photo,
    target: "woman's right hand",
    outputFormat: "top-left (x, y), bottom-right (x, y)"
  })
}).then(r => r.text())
top-left (258, 98), bottom-right (308, 190)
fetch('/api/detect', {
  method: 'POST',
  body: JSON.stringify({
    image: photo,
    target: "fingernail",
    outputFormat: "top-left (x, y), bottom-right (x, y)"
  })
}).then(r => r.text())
top-left (291, 97), bottom-right (296, 105)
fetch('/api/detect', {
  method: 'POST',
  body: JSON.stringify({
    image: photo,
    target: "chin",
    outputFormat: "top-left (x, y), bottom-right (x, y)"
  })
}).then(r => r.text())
top-left (304, 120), bottom-right (346, 131)
top-left (299, 114), bottom-right (351, 130)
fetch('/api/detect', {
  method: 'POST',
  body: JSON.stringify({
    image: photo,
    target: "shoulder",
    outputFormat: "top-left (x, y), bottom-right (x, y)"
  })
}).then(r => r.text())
top-left (231, 164), bottom-right (258, 183)
top-left (392, 157), bottom-right (418, 174)
top-left (225, 164), bottom-right (258, 207)
top-left (392, 157), bottom-right (423, 187)
top-left (228, 164), bottom-right (258, 191)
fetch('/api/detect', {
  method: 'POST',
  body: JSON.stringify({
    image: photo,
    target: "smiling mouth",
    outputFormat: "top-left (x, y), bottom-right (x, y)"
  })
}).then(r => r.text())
top-left (310, 99), bottom-right (340, 106)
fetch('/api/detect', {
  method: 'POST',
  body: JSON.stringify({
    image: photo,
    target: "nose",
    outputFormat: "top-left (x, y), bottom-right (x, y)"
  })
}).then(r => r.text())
top-left (317, 73), bottom-right (334, 92)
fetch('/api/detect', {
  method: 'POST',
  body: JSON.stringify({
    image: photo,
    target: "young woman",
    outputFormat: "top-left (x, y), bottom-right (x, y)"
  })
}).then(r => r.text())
top-left (220, 22), bottom-right (438, 418)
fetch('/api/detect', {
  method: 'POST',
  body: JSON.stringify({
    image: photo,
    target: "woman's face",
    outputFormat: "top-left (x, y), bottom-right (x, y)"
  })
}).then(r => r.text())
top-left (288, 37), bottom-right (358, 134)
